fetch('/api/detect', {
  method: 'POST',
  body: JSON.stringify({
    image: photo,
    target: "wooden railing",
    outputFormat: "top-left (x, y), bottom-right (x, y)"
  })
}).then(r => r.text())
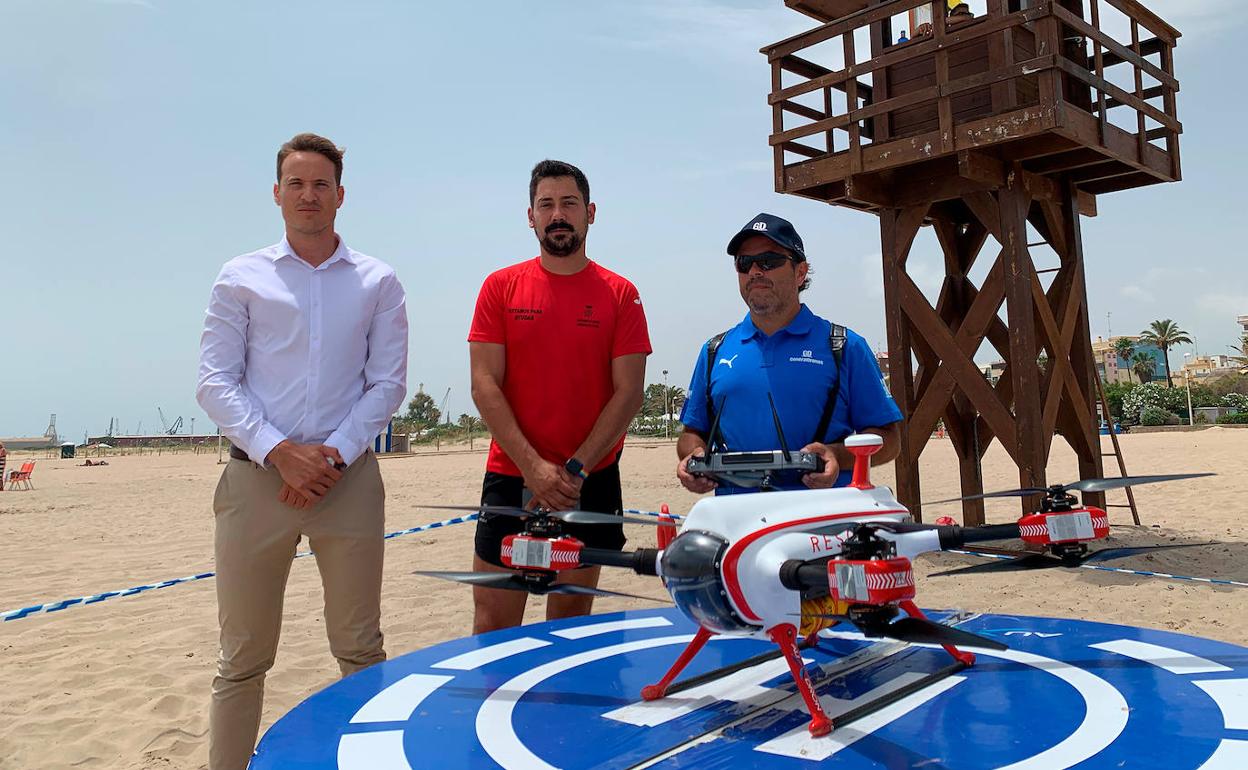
top-left (764, 0), bottom-right (1180, 183)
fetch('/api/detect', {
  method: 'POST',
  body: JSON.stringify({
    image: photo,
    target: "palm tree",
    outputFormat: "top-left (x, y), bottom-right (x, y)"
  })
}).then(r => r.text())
top-left (1131, 351), bottom-right (1156, 384)
top-left (1112, 336), bottom-right (1134, 363)
top-left (1230, 335), bottom-right (1248, 370)
top-left (1138, 319), bottom-right (1192, 387)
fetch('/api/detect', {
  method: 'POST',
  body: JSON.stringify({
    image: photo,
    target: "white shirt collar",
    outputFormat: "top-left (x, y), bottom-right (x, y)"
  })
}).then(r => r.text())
top-left (274, 235), bottom-right (354, 268)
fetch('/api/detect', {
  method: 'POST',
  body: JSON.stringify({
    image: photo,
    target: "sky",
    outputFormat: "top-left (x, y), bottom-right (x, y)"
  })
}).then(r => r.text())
top-left (1, 0), bottom-right (1245, 442)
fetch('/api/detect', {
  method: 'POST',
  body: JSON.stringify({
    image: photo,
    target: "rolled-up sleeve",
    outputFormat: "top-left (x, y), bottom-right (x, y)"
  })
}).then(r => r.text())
top-left (196, 266), bottom-right (287, 464)
top-left (325, 270), bottom-right (409, 466)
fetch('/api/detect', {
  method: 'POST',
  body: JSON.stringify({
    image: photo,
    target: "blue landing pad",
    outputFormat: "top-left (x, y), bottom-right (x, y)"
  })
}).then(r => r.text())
top-left (253, 609), bottom-right (1248, 769)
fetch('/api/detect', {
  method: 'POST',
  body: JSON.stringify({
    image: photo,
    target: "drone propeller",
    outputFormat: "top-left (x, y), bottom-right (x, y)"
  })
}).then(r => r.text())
top-left (930, 541), bottom-right (1217, 577)
top-left (799, 612), bottom-right (1006, 650)
top-left (924, 472), bottom-right (1214, 505)
top-left (418, 503), bottom-right (663, 527)
top-left (873, 617), bottom-right (1007, 651)
top-left (413, 570), bottom-right (671, 602)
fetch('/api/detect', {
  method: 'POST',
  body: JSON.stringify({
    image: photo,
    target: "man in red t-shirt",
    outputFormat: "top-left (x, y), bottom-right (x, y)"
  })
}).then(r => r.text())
top-left (467, 160), bottom-right (651, 633)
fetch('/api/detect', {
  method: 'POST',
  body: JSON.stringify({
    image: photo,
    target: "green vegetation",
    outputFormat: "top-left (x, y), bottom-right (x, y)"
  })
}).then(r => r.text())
top-left (1140, 405), bottom-right (1179, 426)
top-left (1138, 319), bottom-right (1192, 388)
top-left (629, 383), bottom-right (686, 437)
top-left (1112, 337), bottom-right (1135, 363)
top-left (1130, 351), bottom-right (1156, 384)
top-left (1102, 380), bottom-right (1135, 423)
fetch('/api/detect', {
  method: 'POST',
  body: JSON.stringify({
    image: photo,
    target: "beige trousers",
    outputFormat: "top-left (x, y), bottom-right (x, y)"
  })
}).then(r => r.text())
top-left (208, 451), bottom-right (386, 770)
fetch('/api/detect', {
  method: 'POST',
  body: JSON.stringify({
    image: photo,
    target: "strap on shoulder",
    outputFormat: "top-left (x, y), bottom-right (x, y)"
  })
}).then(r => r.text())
top-left (703, 331), bottom-right (730, 445)
top-left (811, 323), bottom-right (849, 445)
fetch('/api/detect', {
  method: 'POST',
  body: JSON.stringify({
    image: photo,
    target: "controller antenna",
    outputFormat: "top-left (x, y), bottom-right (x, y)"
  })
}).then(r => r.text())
top-left (768, 392), bottom-right (792, 462)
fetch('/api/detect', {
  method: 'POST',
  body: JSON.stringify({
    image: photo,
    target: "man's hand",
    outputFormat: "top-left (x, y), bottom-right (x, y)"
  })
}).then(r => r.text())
top-left (799, 442), bottom-right (841, 489)
top-left (522, 458), bottom-right (582, 511)
top-left (267, 440), bottom-right (344, 503)
top-left (677, 448), bottom-right (718, 494)
top-left (278, 482), bottom-right (313, 509)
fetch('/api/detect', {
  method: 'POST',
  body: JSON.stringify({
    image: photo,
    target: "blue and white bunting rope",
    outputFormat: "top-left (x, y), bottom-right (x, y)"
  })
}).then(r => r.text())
top-left (2, 513), bottom-right (481, 623)
top-left (626, 508), bottom-right (684, 520)
top-left (948, 549), bottom-right (1248, 588)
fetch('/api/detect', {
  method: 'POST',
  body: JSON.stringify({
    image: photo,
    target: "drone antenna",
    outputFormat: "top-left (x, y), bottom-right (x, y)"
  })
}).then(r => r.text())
top-left (767, 392), bottom-right (792, 462)
top-left (707, 395), bottom-right (726, 452)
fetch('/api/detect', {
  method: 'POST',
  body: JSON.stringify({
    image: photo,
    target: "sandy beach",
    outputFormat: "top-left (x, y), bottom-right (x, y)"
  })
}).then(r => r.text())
top-left (1, 429), bottom-right (1245, 769)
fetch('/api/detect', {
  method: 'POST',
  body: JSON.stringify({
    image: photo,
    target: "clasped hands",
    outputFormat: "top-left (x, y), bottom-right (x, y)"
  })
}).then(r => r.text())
top-left (521, 458), bottom-right (583, 511)
top-left (267, 440), bottom-right (346, 509)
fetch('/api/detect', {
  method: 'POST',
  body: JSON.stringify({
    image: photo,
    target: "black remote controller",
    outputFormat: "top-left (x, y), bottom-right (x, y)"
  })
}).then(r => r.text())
top-left (686, 450), bottom-right (825, 489)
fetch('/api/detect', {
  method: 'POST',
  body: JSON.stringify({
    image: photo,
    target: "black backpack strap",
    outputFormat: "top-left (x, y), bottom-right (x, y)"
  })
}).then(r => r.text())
top-left (810, 324), bottom-right (848, 445)
top-left (703, 331), bottom-right (729, 446)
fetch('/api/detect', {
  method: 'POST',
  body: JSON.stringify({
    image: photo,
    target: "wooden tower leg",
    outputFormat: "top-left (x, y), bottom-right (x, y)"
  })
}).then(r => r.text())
top-left (1059, 181), bottom-right (1106, 507)
top-left (881, 206), bottom-right (927, 519)
top-left (999, 171), bottom-right (1047, 509)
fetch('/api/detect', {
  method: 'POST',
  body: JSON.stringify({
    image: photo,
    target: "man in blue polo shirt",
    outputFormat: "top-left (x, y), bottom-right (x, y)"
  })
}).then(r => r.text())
top-left (676, 213), bottom-right (902, 494)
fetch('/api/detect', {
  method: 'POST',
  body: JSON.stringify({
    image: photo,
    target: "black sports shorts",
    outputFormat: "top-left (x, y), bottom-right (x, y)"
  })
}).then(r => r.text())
top-left (473, 460), bottom-right (626, 567)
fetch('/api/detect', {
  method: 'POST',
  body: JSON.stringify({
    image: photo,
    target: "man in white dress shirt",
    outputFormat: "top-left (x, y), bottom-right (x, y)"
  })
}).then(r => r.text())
top-left (196, 133), bottom-right (408, 770)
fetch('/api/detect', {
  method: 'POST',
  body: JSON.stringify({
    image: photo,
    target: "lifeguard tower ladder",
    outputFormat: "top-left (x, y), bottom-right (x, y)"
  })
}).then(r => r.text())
top-left (763, 0), bottom-right (1181, 524)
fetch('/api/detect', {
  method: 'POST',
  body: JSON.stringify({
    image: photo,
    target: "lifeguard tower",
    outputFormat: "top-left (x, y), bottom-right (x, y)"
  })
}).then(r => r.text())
top-left (762, 0), bottom-right (1181, 523)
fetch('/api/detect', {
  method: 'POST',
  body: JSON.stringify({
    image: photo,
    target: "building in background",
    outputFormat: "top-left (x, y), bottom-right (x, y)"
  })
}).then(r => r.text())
top-left (1091, 336), bottom-right (1165, 384)
top-left (0, 437), bottom-right (56, 451)
top-left (1181, 355), bottom-right (1239, 382)
top-left (875, 351), bottom-right (890, 390)
top-left (979, 360), bottom-right (1007, 386)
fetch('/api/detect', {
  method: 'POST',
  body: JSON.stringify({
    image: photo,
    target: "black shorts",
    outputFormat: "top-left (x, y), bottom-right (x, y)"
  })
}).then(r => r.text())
top-left (473, 461), bottom-right (627, 567)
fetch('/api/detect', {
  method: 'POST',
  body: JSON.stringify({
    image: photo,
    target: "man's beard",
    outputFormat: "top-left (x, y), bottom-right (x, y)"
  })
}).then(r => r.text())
top-left (540, 225), bottom-right (583, 257)
top-left (744, 280), bottom-right (780, 314)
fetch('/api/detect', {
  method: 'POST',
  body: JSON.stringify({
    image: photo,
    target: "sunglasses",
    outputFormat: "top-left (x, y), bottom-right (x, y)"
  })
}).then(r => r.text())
top-left (735, 251), bottom-right (795, 274)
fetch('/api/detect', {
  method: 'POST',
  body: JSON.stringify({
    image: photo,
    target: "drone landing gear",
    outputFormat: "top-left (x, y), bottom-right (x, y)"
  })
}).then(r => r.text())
top-left (641, 619), bottom-right (974, 739)
top-left (898, 600), bottom-right (976, 666)
top-left (641, 626), bottom-right (823, 702)
top-left (769, 623), bottom-right (833, 737)
top-left (641, 623), bottom-right (834, 737)
top-left (642, 627), bottom-right (714, 701)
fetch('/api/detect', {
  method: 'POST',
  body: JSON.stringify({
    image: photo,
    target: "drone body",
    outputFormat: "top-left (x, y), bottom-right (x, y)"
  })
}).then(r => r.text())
top-left (661, 482), bottom-right (909, 638)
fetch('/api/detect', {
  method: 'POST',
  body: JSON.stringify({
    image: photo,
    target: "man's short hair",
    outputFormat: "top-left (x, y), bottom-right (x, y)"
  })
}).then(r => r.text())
top-left (277, 133), bottom-right (344, 185)
top-left (529, 160), bottom-right (590, 205)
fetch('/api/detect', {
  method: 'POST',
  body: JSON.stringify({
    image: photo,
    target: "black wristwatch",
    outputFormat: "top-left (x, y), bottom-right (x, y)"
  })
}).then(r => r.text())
top-left (564, 457), bottom-right (589, 480)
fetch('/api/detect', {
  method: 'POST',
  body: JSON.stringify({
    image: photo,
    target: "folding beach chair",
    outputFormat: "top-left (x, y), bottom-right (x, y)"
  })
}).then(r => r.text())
top-left (7, 461), bottom-right (35, 491)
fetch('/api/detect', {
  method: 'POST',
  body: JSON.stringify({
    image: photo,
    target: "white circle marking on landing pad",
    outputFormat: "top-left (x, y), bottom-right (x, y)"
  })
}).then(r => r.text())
top-left (469, 632), bottom-right (1131, 770)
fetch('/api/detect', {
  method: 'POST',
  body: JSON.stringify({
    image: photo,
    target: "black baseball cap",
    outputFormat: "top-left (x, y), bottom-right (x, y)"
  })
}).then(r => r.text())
top-left (726, 213), bottom-right (806, 262)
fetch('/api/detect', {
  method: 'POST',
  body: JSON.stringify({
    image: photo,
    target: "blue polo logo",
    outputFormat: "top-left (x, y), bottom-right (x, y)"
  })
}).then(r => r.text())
top-left (252, 609), bottom-right (1248, 769)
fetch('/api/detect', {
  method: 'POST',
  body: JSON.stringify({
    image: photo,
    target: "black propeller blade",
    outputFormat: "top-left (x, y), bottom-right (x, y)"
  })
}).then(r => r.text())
top-left (418, 503), bottom-right (663, 527)
top-left (793, 611), bottom-right (1007, 650)
top-left (1081, 541), bottom-right (1216, 563)
top-left (539, 583), bottom-right (672, 602)
top-left (1065, 473), bottom-right (1215, 493)
top-left (925, 488), bottom-right (1048, 505)
top-left (930, 541), bottom-right (1219, 577)
top-left (870, 617), bottom-right (1008, 651)
top-left (414, 570), bottom-right (532, 591)
top-left (413, 571), bottom-right (670, 602)
top-left (924, 472), bottom-right (1215, 506)
top-left (929, 553), bottom-right (1055, 577)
